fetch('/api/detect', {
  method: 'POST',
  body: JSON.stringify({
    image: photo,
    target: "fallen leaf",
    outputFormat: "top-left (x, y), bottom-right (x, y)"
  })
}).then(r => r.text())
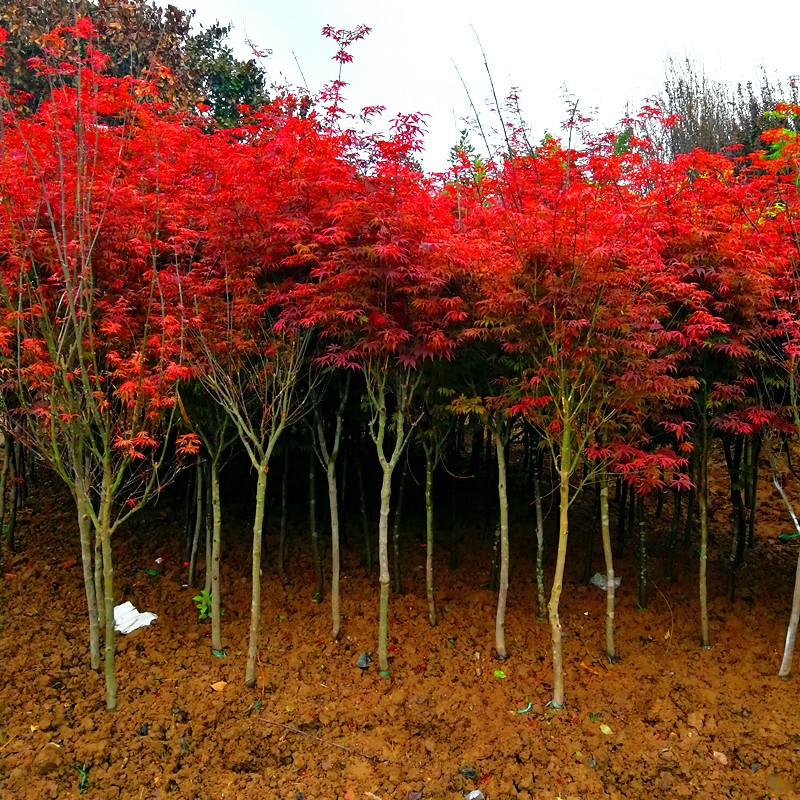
top-left (579, 660), bottom-right (603, 676)
top-left (210, 681), bottom-right (227, 692)
top-left (600, 723), bottom-right (613, 735)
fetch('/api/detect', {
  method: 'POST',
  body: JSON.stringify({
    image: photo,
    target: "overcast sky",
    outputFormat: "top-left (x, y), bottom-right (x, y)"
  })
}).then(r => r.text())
top-left (170, 0), bottom-right (800, 170)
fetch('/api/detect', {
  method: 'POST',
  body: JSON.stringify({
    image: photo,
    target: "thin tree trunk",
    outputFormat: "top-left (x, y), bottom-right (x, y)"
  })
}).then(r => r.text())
top-left (357, 456), bottom-right (372, 573)
top-left (314, 383), bottom-right (348, 642)
top-left (188, 463), bottom-right (204, 587)
top-left (424, 445), bottom-right (437, 627)
top-left (666, 490), bottom-right (682, 583)
top-left (684, 448), bottom-right (698, 548)
top-left (392, 459), bottom-right (408, 594)
top-left (637, 496), bottom-right (647, 610)
top-left (183, 466), bottom-right (196, 562)
top-left (328, 457), bottom-right (342, 640)
top-left (0, 434), bottom-right (9, 561)
top-left (724, 435), bottom-right (745, 601)
top-left (533, 448), bottom-right (546, 622)
top-left (6, 451), bottom-right (18, 554)
top-left (245, 464), bottom-right (268, 687)
top-left (377, 465), bottom-right (392, 677)
top-left (94, 529), bottom-right (104, 633)
top-left (99, 464), bottom-right (116, 711)
top-left (310, 453), bottom-right (323, 602)
top-left (616, 479), bottom-right (628, 554)
top-left (582, 482), bottom-right (598, 585)
top-left (549, 425), bottom-right (572, 707)
top-left (746, 432), bottom-right (762, 549)
top-left (599, 472), bottom-right (617, 662)
top-left (698, 414), bottom-right (711, 648)
top-left (210, 457), bottom-right (223, 654)
top-left (495, 430), bottom-right (510, 660)
top-left (76, 479), bottom-right (101, 671)
top-left (770, 466), bottom-right (800, 678)
top-left (203, 462), bottom-right (213, 597)
top-left (278, 451), bottom-right (290, 573)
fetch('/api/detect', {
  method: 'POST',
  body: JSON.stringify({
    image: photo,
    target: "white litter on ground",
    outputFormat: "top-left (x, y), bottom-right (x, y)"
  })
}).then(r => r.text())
top-left (113, 601), bottom-right (158, 634)
top-left (590, 572), bottom-right (622, 591)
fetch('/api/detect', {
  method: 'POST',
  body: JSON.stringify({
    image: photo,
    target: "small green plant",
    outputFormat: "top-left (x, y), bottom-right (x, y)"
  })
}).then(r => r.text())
top-left (193, 589), bottom-right (214, 620)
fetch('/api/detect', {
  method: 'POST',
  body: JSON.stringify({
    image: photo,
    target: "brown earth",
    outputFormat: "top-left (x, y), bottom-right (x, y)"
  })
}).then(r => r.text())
top-left (1, 464), bottom-right (800, 800)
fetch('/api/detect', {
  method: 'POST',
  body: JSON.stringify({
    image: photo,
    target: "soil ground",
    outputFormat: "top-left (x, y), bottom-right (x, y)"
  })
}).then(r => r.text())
top-left (1, 459), bottom-right (800, 800)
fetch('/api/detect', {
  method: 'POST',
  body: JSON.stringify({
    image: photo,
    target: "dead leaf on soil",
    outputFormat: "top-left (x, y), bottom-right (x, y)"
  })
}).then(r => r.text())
top-left (766, 771), bottom-right (795, 797)
top-left (210, 681), bottom-right (227, 692)
top-left (580, 660), bottom-right (604, 676)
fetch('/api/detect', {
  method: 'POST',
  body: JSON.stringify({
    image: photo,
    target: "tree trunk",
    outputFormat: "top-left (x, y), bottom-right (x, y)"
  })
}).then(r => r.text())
top-left (203, 462), bottom-right (213, 596)
top-left (357, 457), bottom-right (372, 573)
top-left (548, 425), bottom-right (572, 707)
top-left (666, 490), bottom-right (682, 583)
top-left (770, 466), bottom-right (800, 678)
top-left (328, 457), bottom-right (342, 640)
top-left (210, 457), bottom-right (223, 654)
top-left (616, 479), bottom-right (628, 554)
top-left (746, 431), bottom-right (762, 549)
top-left (494, 429), bottom-right (509, 661)
top-left (533, 448), bottom-right (546, 622)
top-left (582, 482), bottom-right (598, 585)
top-left (188, 463), bottom-right (204, 588)
top-left (698, 415), bottom-right (711, 648)
top-left (599, 472), bottom-right (617, 662)
top-left (637, 496), bottom-right (647, 610)
top-left (724, 435), bottom-right (745, 601)
top-left (245, 463), bottom-right (268, 687)
top-left (278, 451), bottom-right (290, 573)
top-left (424, 444), bottom-right (437, 627)
top-left (309, 453), bottom-right (323, 602)
top-left (0, 433), bottom-right (9, 562)
top-left (377, 464), bottom-right (393, 677)
top-left (392, 459), bottom-right (408, 594)
top-left (75, 480), bottom-right (101, 671)
top-left (94, 528), bottom-right (104, 633)
top-left (99, 464), bottom-right (116, 711)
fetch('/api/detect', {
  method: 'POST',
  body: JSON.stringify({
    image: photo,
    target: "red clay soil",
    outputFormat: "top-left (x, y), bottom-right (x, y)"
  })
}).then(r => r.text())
top-left (1, 468), bottom-right (800, 800)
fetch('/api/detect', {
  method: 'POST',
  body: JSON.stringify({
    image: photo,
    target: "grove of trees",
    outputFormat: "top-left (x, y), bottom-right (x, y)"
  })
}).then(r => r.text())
top-left (2, 16), bottom-right (800, 715)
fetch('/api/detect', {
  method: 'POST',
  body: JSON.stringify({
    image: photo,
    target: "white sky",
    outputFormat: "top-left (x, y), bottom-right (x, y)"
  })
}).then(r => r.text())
top-left (171, 0), bottom-right (800, 169)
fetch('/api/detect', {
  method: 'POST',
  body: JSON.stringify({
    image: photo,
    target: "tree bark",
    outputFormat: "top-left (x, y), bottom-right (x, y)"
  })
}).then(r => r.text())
top-left (548, 424), bottom-right (572, 707)
top-left (494, 429), bottom-right (509, 660)
top-left (599, 472), bottom-right (617, 662)
top-left (245, 463), bottom-right (268, 686)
